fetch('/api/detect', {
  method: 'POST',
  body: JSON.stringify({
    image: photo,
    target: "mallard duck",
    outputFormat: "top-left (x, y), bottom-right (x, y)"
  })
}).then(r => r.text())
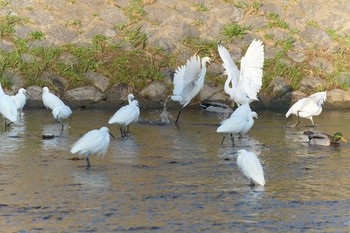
top-left (307, 132), bottom-right (347, 146)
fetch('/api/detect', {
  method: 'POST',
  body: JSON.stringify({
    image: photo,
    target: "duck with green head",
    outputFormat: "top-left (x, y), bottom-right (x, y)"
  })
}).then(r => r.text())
top-left (307, 132), bottom-right (347, 146)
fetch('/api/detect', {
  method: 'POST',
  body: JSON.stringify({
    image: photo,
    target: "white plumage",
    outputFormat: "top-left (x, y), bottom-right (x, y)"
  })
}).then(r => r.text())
top-left (42, 86), bottom-right (64, 110)
top-left (70, 126), bottom-right (111, 168)
top-left (171, 55), bottom-right (211, 125)
top-left (218, 39), bottom-right (264, 106)
top-left (286, 91), bottom-right (327, 126)
top-left (217, 103), bottom-right (258, 145)
top-left (0, 83), bottom-right (18, 125)
top-left (11, 88), bottom-right (28, 116)
top-left (52, 104), bottom-right (72, 122)
top-left (237, 149), bottom-right (265, 186)
top-left (42, 86), bottom-right (73, 133)
top-left (108, 93), bottom-right (140, 137)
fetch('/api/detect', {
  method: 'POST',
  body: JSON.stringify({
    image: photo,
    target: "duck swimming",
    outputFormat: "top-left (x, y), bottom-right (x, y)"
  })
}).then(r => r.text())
top-left (306, 131), bottom-right (347, 146)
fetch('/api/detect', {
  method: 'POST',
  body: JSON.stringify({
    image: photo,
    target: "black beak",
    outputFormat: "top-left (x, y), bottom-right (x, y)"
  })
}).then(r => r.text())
top-left (109, 132), bottom-right (116, 139)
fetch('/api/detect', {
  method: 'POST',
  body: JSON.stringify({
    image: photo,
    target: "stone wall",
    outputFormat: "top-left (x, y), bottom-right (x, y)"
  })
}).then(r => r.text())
top-left (1, 0), bottom-right (350, 109)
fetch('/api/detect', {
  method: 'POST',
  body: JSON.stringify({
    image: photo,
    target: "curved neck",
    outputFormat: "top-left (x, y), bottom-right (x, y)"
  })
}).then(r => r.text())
top-left (224, 75), bottom-right (233, 96)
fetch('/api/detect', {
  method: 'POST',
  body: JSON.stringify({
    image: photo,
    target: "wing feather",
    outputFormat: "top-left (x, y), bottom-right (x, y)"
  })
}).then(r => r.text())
top-left (238, 39), bottom-right (264, 100)
top-left (218, 45), bottom-right (240, 87)
top-left (171, 56), bottom-right (202, 106)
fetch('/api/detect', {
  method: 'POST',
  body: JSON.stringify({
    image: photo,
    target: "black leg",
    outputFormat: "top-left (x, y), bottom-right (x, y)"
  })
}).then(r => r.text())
top-left (220, 135), bottom-right (226, 145)
top-left (175, 108), bottom-right (184, 126)
top-left (126, 125), bottom-right (130, 135)
top-left (230, 134), bottom-right (235, 146)
top-left (120, 126), bottom-right (124, 137)
top-left (86, 155), bottom-right (91, 169)
top-left (60, 122), bottom-right (64, 135)
top-left (249, 179), bottom-right (255, 188)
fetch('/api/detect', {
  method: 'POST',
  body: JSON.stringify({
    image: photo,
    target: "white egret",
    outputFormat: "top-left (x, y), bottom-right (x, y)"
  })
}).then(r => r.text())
top-left (171, 55), bottom-right (211, 125)
top-left (42, 86), bottom-right (64, 110)
top-left (217, 103), bottom-right (258, 146)
top-left (11, 88), bottom-right (29, 116)
top-left (218, 39), bottom-right (264, 106)
top-left (285, 91), bottom-right (327, 126)
top-left (52, 104), bottom-right (72, 134)
top-left (0, 83), bottom-right (18, 128)
top-left (70, 126), bottom-right (113, 169)
top-left (237, 149), bottom-right (265, 187)
top-left (108, 94), bottom-right (140, 137)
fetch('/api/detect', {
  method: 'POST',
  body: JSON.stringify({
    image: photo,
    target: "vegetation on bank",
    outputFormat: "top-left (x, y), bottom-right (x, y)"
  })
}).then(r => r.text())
top-left (0, 0), bottom-right (350, 94)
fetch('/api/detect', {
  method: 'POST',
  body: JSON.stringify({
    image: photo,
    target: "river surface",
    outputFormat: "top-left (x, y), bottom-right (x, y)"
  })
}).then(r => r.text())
top-left (1, 107), bottom-right (350, 232)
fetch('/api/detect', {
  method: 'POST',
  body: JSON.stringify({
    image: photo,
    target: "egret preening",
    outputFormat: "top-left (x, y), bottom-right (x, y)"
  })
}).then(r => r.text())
top-left (70, 126), bottom-right (113, 169)
top-left (42, 86), bottom-right (73, 132)
top-left (286, 91), bottom-right (327, 127)
top-left (237, 149), bottom-right (265, 187)
top-left (218, 39), bottom-right (264, 106)
top-left (108, 94), bottom-right (140, 137)
top-left (11, 88), bottom-right (29, 117)
top-left (216, 103), bottom-right (258, 146)
top-left (42, 86), bottom-right (64, 110)
top-left (0, 83), bottom-right (18, 129)
top-left (52, 104), bottom-right (72, 134)
top-left (171, 55), bottom-right (211, 125)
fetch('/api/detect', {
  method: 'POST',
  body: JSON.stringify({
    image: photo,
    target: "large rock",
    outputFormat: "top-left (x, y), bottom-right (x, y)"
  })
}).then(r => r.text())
top-left (106, 82), bottom-right (130, 106)
top-left (26, 85), bottom-right (44, 108)
top-left (65, 86), bottom-right (105, 107)
top-left (4, 69), bottom-right (25, 92)
top-left (40, 71), bottom-right (68, 95)
top-left (267, 76), bottom-right (291, 97)
top-left (299, 26), bottom-right (333, 48)
top-left (335, 72), bottom-right (350, 89)
top-left (299, 76), bottom-right (324, 93)
top-left (139, 81), bottom-right (169, 108)
top-left (200, 80), bottom-right (227, 102)
top-left (326, 89), bottom-right (350, 108)
top-left (84, 71), bottom-right (110, 92)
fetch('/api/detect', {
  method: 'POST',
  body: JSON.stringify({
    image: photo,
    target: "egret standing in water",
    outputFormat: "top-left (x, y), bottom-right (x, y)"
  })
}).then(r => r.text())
top-left (11, 88), bottom-right (29, 117)
top-left (216, 103), bottom-right (258, 146)
top-left (52, 104), bottom-right (72, 134)
top-left (237, 149), bottom-right (265, 187)
top-left (42, 86), bottom-right (64, 110)
top-left (0, 83), bottom-right (18, 129)
top-left (218, 39), bottom-right (264, 106)
top-left (171, 55), bottom-right (211, 126)
top-left (286, 91), bottom-right (327, 127)
top-left (42, 86), bottom-right (72, 133)
top-left (108, 94), bottom-right (140, 137)
top-left (70, 127), bottom-right (113, 169)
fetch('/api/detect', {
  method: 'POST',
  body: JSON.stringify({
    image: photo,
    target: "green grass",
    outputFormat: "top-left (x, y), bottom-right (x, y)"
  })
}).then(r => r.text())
top-left (182, 36), bottom-right (218, 58)
top-left (29, 31), bottom-right (45, 40)
top-left (193, 2), bottom-right (209, 12)
top-left (222, 22), bottom-right (249, 38)
top-left (0, 15), bottom-right (28, 40)
top-left (123, 0), bottom-right (146, 22)
top-left (263, 59), bottom-right (303, 91)
top-left (266, 13), bottom-right (289, 29)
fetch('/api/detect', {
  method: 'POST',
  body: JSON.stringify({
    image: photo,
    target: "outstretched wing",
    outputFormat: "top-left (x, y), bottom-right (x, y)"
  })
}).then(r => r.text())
top-left (218, 45), bottom-right (240, 87)
top-left (238, 39), bottom-right (264, 101)
top-left (171, 56), bottom-right (202, 106)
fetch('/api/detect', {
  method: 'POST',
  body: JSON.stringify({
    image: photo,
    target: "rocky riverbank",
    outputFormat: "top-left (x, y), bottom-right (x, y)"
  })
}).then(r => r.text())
top-left (1, 0), bottom-right (350, 110)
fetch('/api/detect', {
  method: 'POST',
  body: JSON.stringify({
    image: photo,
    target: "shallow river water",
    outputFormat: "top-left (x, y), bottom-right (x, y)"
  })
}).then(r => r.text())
top-left (1, 107), bottom-right (350, 232)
